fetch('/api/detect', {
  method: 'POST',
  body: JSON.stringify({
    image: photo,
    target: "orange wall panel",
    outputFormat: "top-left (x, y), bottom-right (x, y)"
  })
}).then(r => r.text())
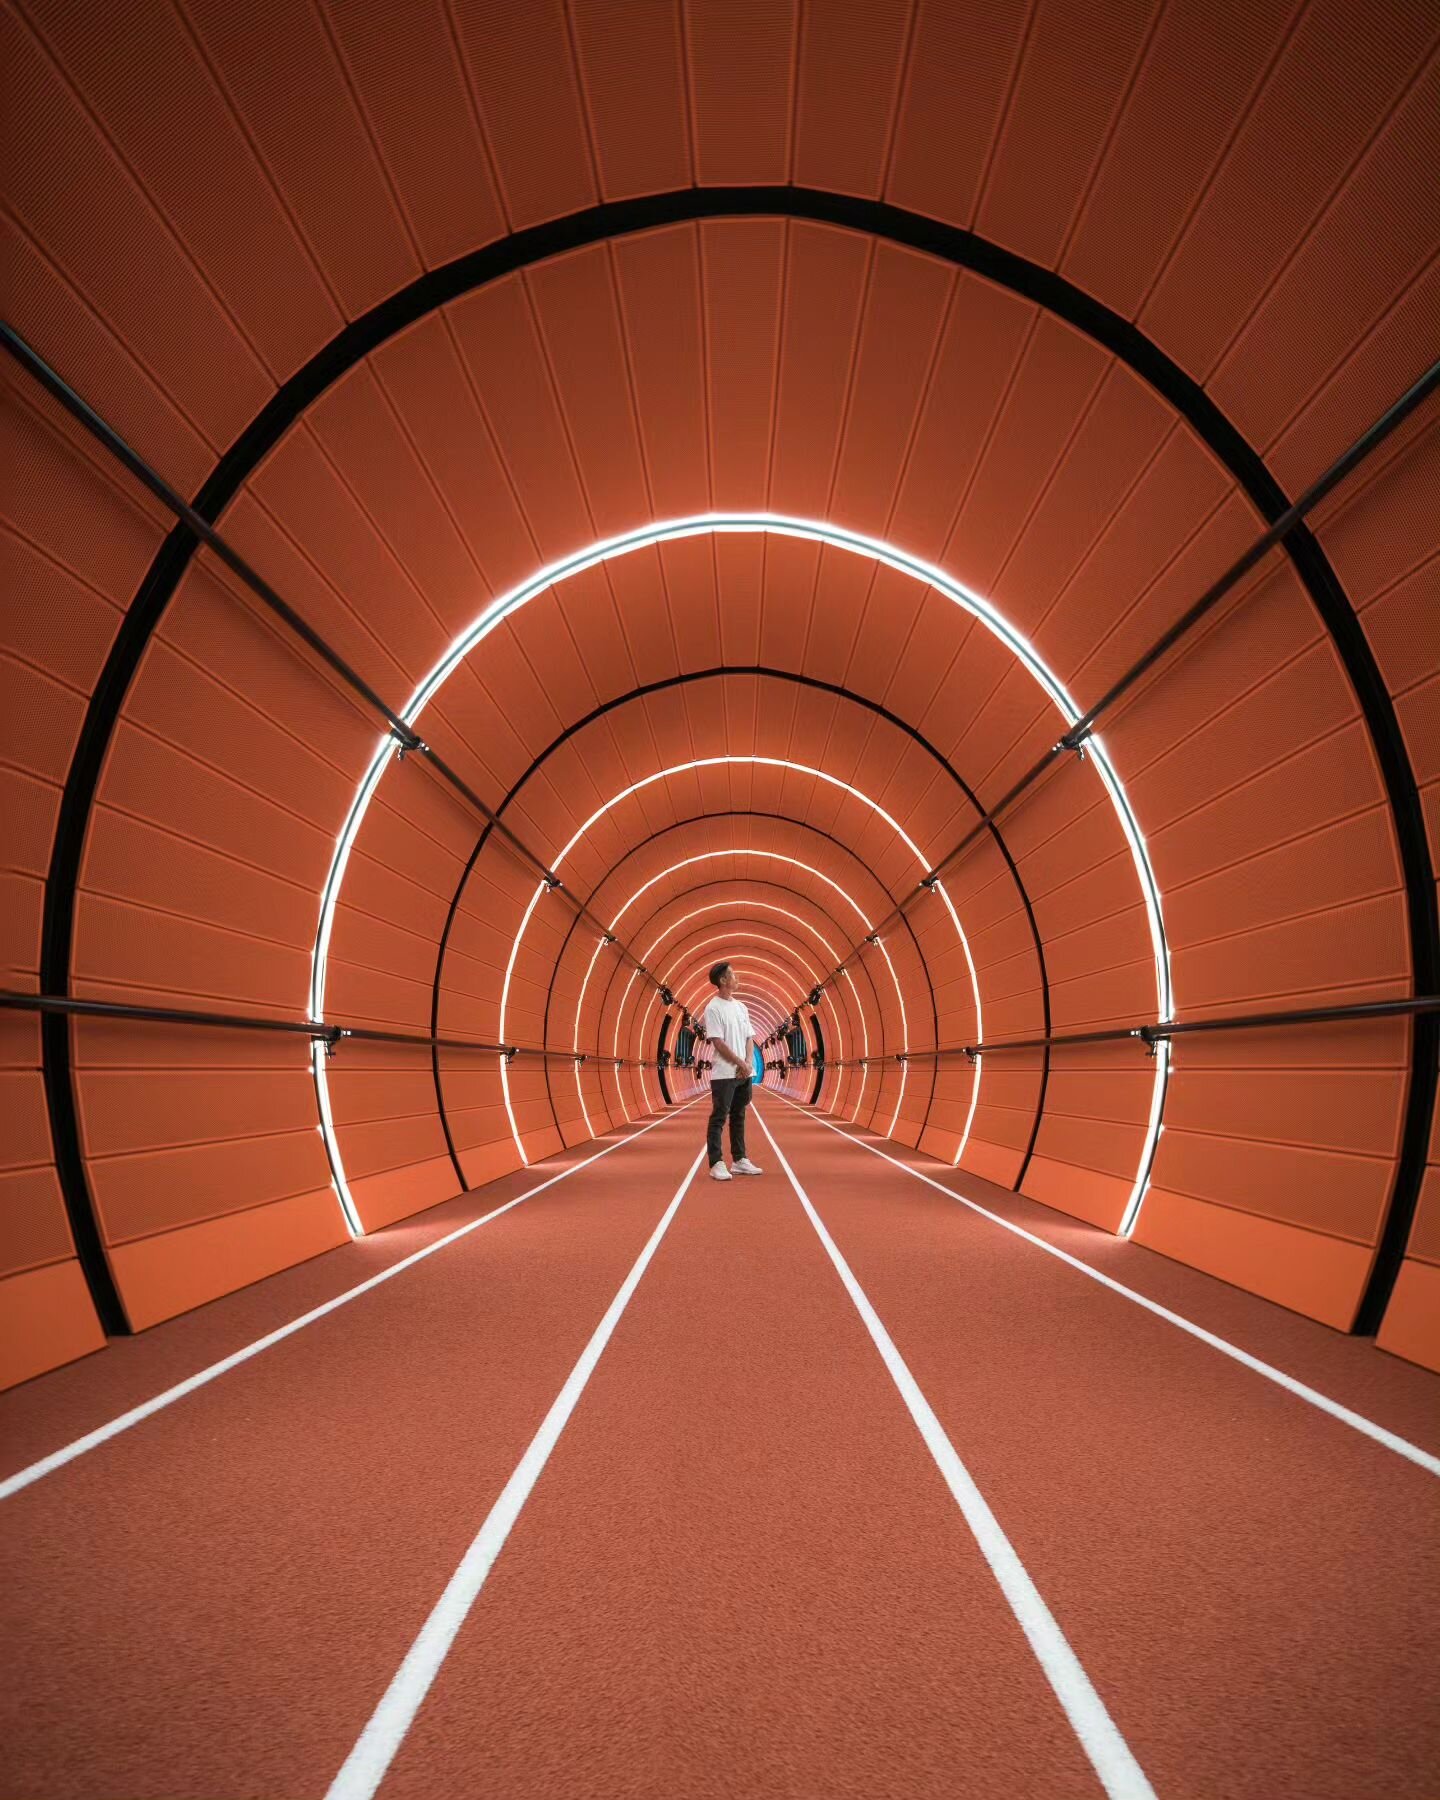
top-left (351, 1157), bottom-right (458, 1235)
top-left (1376, 1257), bottom-right (1440, 1375)
top-left (0, 1260), bottom-right (107, 1392)
top-left (0, 1163), bottom-right (78, 1281)
top-left (1133, 1187), bottom-right (1375, 1332)
top-left (110, 1188), bottom-right (347, 1333)
top-left (88, 1130), bottom-right (337, 1248)
top-left (71, 1018), bottom-right (337, 1326)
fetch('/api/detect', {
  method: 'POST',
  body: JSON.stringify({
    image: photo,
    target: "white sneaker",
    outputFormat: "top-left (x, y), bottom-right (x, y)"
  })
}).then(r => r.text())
top-left (709, 1161), bottom-right (732, 1181)
top-left (730, 1158), bottom-right (764, 1176)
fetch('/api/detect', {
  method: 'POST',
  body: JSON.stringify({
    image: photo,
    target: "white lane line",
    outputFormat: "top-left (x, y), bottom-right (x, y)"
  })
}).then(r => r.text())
top-left (769, 1094), bottom-right (1440, 1480)
top-left (754, 1109), bottom-right (1155, 1800)
top-left (326, 1143), bottom-right (708, 1800)
top-left (0, 1105), bottom-right (697, 1503)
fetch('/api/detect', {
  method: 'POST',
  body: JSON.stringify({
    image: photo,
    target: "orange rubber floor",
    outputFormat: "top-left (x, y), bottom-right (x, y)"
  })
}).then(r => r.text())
top-left (3, 1096), bottom-right (1438, 1800)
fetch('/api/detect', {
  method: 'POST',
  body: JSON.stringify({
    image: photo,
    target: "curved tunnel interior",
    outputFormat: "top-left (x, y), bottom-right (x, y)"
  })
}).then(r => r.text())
top-left (1, 1), bottom-right (1438, 1793)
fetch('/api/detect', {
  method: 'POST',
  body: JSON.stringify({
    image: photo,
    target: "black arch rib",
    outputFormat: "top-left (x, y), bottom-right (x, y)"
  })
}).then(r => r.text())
top-left (443, 668), bottom-right (1048, 1175)
top-left (29, 185), bottom-right (1432, 1333)
top-left (543, 811), bottom-right (942, 1140)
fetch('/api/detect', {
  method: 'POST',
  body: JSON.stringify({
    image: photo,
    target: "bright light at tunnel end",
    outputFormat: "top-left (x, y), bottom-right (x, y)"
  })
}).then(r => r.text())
top-left (310, 514), bottom-right (1172, 1232)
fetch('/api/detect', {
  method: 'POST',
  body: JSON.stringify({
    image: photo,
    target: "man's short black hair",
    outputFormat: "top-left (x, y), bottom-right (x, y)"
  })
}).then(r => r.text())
top-left (709, 961), bottom-right (731, 988)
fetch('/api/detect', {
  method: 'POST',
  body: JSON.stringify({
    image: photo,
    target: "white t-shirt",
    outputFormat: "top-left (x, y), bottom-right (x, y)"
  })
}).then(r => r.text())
top-left (702, 995), bottom-right (754, 1084)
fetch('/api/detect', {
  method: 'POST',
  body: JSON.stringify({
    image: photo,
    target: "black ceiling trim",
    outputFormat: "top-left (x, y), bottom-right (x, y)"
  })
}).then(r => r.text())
top-left (38, 184), bottom-right (1429, 1331)
top-left (530, 825), bottom-right (891, 1131)
top-left (564, 809), bottom-right (937, 1121)
top-left (445, 663), bottom-right (1046, 1161)
top-left (535, 811), bottom-right (893, 1061)
top-left (533, 855), bottom-right (885, 1136)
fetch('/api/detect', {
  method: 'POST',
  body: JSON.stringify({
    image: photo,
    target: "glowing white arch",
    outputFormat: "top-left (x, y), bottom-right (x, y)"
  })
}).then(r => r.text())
top-left (554, 840), bottom-right (893, 1146)
top-left (524, 759), bottom-right (945, 1159)
top-left (310, 514), bottom-right (1171, 1235)
top-left (572, 875), bottom-right (869, 1140)
top-left (601, 850), bottom-right (880, 1094)
top-left (625, 891), bottom-right (973, 1149)
top-left (629, 855), bottom-right (873, 1049)
top-left (664, 939), bottom-right (838, 1090)
top-left (629, 927), bottom-right (820, 1126)
top-left (647, 902), bottom-right (849, 1062)
top-left (635, 978), bottom-right (786, 1112)
top-left (611, 849), bottom-right (872, 930)
top-left (670, 941), bottom-right (821, 1001)
top-left (647, 906), bottom-right (834, 973)
top-left (670, 943), bottom-right (831, 1060)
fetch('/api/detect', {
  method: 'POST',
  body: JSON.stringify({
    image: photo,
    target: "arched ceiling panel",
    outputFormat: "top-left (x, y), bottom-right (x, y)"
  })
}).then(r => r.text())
top-left (3, 0), bottom-right (1436, 1366)
top-left (574, 813), bottom-right (906, 941)
top-left (637, 884), bottom-right (856, 973)
top-left (1131, 6), bottom-right (1436, 391)
top-left (489, 680), bottom-right (972, 864)
top-left (567, 817), bottom-right (910, 1019)
top-left (7, 1), bottom-right (1433, 511)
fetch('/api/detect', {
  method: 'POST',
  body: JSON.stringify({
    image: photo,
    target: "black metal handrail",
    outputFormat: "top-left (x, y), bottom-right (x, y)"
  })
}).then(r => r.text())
top-left (0, 321), bottom-right (663, 1000)
top-left (806, 994), bottom-right (1440, 1067)
top-left (0, 989), bottom-right (650, 1064)
top-left (803, 356), bottom-right (1440, 999)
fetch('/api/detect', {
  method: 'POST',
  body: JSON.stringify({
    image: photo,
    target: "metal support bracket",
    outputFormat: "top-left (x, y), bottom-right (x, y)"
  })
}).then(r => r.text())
top-left (1055, 727), bottom-right (1090, 762)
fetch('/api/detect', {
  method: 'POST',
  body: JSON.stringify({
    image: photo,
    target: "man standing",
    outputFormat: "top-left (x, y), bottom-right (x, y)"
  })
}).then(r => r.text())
top-left (700, 960), bottom-right (764, 1183)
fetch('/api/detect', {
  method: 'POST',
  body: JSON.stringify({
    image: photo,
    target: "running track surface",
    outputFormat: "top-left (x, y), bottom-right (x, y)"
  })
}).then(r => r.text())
top-left (3, 1096), bottom-right (1438, 1800)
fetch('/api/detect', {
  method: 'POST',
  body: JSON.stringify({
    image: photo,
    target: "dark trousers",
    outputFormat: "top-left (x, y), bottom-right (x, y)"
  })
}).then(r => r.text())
top-left (706, 1077), bottom-right (752, 1166)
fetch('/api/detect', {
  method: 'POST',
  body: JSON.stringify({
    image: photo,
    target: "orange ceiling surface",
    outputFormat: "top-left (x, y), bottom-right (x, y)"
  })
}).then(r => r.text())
top-left (2, 0), bottom-right (1437, 1391)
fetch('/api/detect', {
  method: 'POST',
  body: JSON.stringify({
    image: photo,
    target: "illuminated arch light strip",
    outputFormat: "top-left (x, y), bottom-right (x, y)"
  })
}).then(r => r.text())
top-left (547, 769), bottom-right (939, 1156)
top-left (636, 897), bottom-right (851, 1058)
top-left (662, 967), bottom-right (790, 1050)
top-left (644, 906), bottom-right (836, 977)
top-left (311, 516), bottom-right (1168, 1233)
top-left (574, 1071), bottom-right (595, 1142)
top-left (493, 883), bottom-right (550, 1167)
top-left (668, 942), bottom-right (820, 1093)
top-left (574, 856), bottom-right (874, 1134)
top-left (565, 755), bottom-right (934, 872)
top-left (597, 856), bottom-right (871, 1123)
top-left (571, 934), bottom-right (616, 1138)
top-left (598, 833), bottom-right (905, 1138)
top-left (656, 899), bottom-right (884, 1134)
top-left (634, 980), bottom-right (787, 1114)
top-left (562, 755), bottom-right (933, 1069)
top-left (673, 997), bottom-right (786, 1056)
top-left (607, 965), bottom-right (644, 1124)
top-left (675, 992), bottom-right (786, 1046)
top-left (873, 938), bottom-right (910, 1137)
top-left (607, 855), bottom-right (874, 1095)
top-left (848, 1063), bottom-right (869, 1126)
top-left (611, 849), bottom-right (872, 931)
top-left (669, 941), bottom-right (822, 1006)
top-left (668, 989), bottom-right (787, 1088)
top-left (638, 897), bottom-right (850, 1027)
top-left (651, 942), bottom-right (796, 1068)
top-left (310, 1041), bottom-right (360, 1233)
top-left (667, 974), bottom-right (789, 1030)
top-left (675, 975), bottom-right (789, 1026)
